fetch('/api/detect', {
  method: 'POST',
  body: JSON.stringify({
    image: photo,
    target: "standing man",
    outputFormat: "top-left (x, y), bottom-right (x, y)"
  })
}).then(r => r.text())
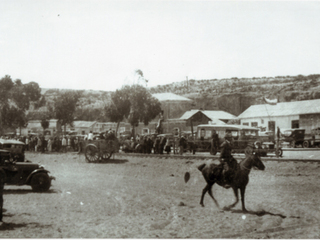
top-left (210, 130), bottom-right (219, 155)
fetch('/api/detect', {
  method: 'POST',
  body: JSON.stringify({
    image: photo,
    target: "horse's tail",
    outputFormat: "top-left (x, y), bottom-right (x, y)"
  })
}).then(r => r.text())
top-left (197, 163), bottom-right (206, 172)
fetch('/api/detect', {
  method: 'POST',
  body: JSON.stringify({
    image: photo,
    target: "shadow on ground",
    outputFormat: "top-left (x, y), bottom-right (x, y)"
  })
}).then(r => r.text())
top-left (90, 158), bottom-right (129, 164)
top-left (0, 221), bottom-right (52, 231)
top-left (3, 189), bottom-right (58, 195)
top-left (224, 208), bottom-right (287, 218)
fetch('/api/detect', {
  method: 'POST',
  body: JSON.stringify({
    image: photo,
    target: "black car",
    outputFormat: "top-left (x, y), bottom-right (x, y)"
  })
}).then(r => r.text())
top-left (0, 139), bottom-right (26, 162)
top-left (0, 150), bottom-right (55, 192)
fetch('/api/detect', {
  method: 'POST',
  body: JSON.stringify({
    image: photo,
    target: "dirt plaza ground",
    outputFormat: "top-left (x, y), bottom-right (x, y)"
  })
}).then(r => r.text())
top-left (0, 152), bottom-right (320, 238)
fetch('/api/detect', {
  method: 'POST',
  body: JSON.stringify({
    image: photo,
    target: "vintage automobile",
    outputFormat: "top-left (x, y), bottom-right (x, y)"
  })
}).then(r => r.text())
top-left (280, 128), bottom-right (306, 148)
top-left (0, 149), bottom-right (55, 192)
top-left (188, 124), bottom-right (283, 157)
top-left (0, 139), bottom-right (26, 162)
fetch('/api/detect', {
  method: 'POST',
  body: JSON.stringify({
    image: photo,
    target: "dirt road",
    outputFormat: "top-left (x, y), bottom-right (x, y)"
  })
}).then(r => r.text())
top-left (1, 152), bottom-right (319, 238)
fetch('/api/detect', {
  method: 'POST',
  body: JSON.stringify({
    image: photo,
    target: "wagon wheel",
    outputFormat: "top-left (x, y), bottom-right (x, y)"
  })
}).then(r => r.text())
top-left (85, 145), bottom-right (100, 163)
top-left (244, 146), bottom-right (253, 157)
top-left (101, 151), bottom-right (113, 160)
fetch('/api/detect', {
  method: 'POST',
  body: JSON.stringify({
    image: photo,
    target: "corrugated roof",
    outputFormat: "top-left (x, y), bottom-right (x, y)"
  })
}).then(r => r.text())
top-left (152, 93), bottom-right (192, 102)
top-left (180, 110), bottom-right (236, 121)
top-left (72, 121), bottom-right (97, 128)
top-left (238, 99), bottom-right (320, 119)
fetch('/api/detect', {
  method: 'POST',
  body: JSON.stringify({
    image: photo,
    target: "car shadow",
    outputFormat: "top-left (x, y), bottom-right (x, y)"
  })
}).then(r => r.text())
top-left (3, 189), bottom-right (58, 195)
top-left (96, 158), bottom-right (129, 164)
top-left (223, 208), bottom-right (287, 218)
top-left (0, 221), bottom-right (52, 231)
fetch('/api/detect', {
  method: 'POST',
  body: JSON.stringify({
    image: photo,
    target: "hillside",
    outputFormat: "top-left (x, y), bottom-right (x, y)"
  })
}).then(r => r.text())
top-left (36, 74), bottom-right (320, 120)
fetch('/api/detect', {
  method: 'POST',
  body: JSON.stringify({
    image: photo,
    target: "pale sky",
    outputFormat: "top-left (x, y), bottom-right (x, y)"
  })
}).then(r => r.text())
top-left (1, 0), bottom-right (320, 91)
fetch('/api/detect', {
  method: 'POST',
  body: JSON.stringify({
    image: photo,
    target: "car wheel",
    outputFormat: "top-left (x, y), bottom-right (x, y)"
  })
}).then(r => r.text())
top-left (31, 173), bottom-right (51, 192)
top-left (303, 141), bottom-right (309, 148)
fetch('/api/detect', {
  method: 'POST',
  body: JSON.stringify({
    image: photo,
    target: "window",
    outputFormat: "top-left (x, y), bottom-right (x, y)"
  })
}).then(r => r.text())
top-left (261, 119), bottom-right (264, 124)
top-left (251, 122), bottom-right (258, 127)
top-left (291, 120), bottom-right (299, 129)
top-left (243, 122), bottom-right (249, 126)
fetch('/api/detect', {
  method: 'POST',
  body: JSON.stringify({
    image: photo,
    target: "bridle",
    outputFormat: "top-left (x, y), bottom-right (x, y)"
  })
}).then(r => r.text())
top-left (240, 156), bottom-right (253, 171)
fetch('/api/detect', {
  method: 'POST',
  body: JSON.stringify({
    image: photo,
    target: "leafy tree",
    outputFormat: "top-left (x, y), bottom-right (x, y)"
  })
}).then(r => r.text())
top-left (105, 84), bottom-right (161, 136)
top-left (53, 91), bottom-right (81, 135)
top-left (0, 75), bottom-right (41, 134)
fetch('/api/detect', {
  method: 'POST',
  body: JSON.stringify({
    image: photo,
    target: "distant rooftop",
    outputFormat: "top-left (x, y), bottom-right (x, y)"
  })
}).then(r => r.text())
top-left (152, 93), bottom-right (192, 102)
top-left (238, 99), bottom-right (320, 118)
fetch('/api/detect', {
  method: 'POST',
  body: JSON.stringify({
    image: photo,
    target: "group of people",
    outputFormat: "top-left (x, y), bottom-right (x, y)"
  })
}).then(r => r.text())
top-left (2, 135), bottom-right (83, 153)
top-left (121, 134), bottom-right (172, 154)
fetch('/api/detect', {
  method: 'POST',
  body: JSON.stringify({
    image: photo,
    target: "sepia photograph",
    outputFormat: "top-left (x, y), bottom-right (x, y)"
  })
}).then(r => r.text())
top-left (0, 0), bottom-right (320, 238)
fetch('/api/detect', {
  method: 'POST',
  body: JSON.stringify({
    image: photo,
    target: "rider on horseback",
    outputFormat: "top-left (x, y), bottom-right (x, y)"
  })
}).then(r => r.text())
top-left (219, 131), bottom-right (237, 186)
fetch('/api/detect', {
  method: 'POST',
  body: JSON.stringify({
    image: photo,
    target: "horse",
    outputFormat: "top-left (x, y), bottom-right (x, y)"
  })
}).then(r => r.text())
top-left (197, 152), bottom-right (265, 212)
top-left (0, 169), bottom-right (5, 222)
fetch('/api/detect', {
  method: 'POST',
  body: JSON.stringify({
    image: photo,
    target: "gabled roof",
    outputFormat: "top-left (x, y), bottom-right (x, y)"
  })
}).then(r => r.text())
top-left (180, 110), bottom-right (235, 121)
top-left (152, 93), bottom-right (192, 102)
top-left (238, 99), bottom-right (320, 119)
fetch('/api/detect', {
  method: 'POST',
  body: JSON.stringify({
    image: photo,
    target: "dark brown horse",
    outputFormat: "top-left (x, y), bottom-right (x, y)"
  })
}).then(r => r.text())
top-left (0, 169), bottom-right (5, 222)
top-left (198, 153), bottom-right (265, 212)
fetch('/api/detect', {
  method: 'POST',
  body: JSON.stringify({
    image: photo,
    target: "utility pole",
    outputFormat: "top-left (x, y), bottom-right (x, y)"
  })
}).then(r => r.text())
top-left (186, 76), bottom-right (188, 93)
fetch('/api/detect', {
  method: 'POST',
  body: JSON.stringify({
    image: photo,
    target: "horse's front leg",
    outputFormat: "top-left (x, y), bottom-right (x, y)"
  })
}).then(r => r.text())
top-left (207, 185), bottom-right (220, 209)
top-left (224, 186), bottom-right (239, 210)
top-left (240, 186), bottom-right (247, 212)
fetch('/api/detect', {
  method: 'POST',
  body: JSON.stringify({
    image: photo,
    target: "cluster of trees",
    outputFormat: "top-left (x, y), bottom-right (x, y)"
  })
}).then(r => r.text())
top-left (1, 75), bottom-right (162, 136)
top-left (0, 75), bottom-right (41, 135)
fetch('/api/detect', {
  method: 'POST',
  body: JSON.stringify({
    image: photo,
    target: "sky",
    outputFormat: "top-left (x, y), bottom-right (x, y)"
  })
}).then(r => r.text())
top-left (1, 0), bottom-right (320, 91)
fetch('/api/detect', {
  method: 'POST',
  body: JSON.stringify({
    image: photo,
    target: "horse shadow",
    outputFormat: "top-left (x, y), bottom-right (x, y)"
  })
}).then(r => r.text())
top-left (223, 208), bottom-right (287, 219)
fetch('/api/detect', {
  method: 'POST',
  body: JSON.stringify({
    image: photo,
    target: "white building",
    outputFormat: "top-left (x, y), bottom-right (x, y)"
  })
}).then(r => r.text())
top-left (237, 99), bottom-right (320, 134)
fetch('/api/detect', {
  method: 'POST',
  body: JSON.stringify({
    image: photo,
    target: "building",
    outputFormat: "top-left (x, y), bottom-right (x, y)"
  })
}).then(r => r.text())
top-left (22, 119), bottom-right (60, 137)
top-left (237, 99), bottom-right (320, 134)
top-left (152, 93), bottom-right (193, 120)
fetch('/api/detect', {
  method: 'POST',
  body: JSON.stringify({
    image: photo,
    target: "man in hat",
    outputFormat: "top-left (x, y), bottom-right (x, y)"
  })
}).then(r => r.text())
top-left (219, 130), bottom-right (237, 187)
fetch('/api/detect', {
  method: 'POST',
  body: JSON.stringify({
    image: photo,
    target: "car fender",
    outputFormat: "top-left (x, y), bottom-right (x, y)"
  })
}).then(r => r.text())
top-left (26, 169), bottom-right (52, 184)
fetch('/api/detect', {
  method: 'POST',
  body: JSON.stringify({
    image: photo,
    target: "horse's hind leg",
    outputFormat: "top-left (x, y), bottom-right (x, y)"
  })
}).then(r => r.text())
top-left (208, 185), bottom-right (220, 209)
top-left (200, 184), bottom-right (211, 207)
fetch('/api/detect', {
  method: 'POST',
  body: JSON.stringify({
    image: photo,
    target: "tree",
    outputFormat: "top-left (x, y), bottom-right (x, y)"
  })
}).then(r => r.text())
top-left (0, 75), bottom-right (41, 135)
top-left (53, 91), bottom-right (81, 135)
top-left (105, 84), bottom-right (161, 136)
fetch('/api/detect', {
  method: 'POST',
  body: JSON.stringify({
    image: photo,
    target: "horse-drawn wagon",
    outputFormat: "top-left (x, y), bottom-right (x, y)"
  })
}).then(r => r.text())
top-left (84, 138), bottom-right (120, 163)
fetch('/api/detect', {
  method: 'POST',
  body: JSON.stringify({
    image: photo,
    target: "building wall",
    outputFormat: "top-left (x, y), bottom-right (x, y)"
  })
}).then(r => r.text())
top-left (161, 101), bottom-right (192, 120)
top-left (240, 115), bottom-right (299, 132)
